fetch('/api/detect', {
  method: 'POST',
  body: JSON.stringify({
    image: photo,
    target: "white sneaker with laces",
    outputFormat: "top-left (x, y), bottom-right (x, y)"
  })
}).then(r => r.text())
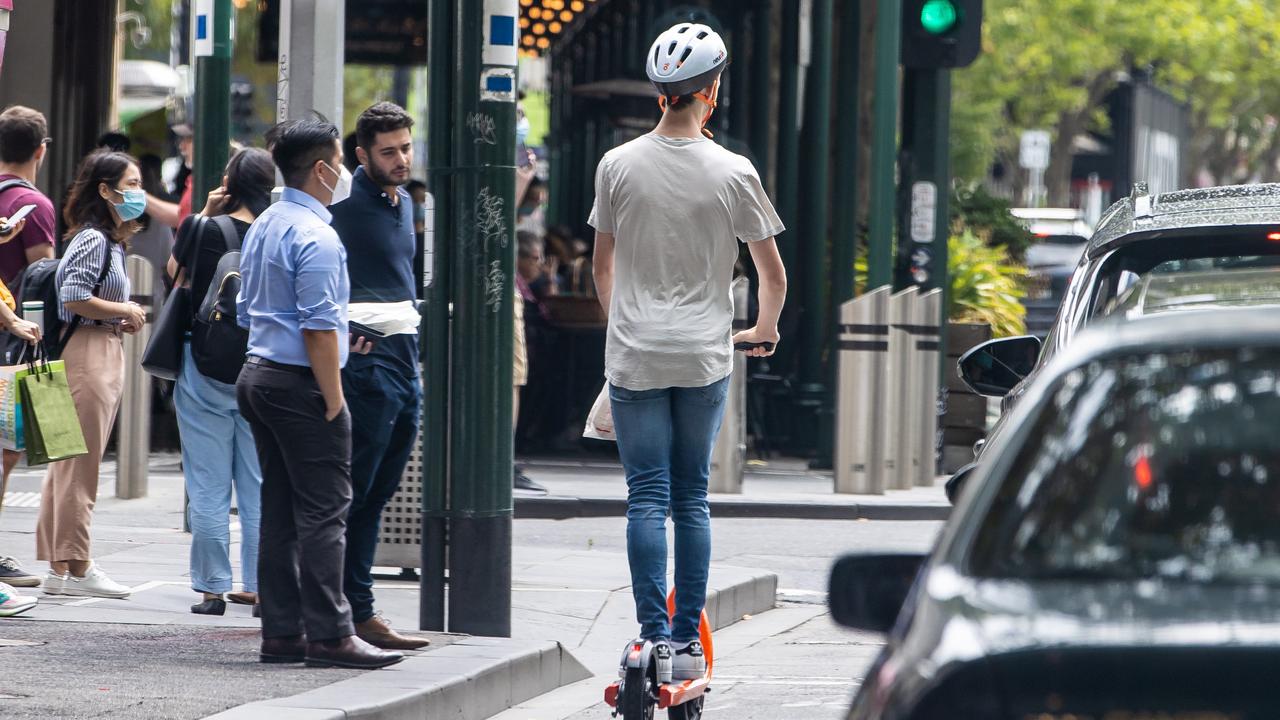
top-left (672, 639), bottom-right (706, 680)
top-left (41, 571), bottom-right (67, 596)
top-left (652, 640), bottom-right (673, 685)
top-left (63, 565), bottom-right (130, 599)
top-left (0, 581), bottom-right (37, 617)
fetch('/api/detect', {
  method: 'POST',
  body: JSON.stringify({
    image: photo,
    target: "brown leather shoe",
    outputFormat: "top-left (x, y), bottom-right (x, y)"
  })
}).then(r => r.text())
top-left (306, 635), bottom-right (404, 669)
top-left (356, 612), bottom-right (432, 651)
top-left (260, 635), bottom-right (306, 664)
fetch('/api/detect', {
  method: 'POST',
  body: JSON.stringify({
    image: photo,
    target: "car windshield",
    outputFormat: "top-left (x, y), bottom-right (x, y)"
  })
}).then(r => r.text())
top-left (1090, 233), bottom-right (1280, 317)
top-left (969, 346), bottom-right (1280, 584)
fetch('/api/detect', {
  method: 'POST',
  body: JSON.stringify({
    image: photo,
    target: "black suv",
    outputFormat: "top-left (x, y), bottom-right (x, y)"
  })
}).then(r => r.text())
top-left (949, 182), bottom-right (1280, 501)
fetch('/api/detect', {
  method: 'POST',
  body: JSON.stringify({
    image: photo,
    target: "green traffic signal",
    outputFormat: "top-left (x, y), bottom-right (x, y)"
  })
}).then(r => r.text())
top-left (920, 0), bottom-right (959, 35)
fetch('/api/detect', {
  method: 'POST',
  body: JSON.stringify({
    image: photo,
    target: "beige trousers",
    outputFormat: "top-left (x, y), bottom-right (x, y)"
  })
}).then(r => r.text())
top-left (36, 326), bottom-right (124, 562)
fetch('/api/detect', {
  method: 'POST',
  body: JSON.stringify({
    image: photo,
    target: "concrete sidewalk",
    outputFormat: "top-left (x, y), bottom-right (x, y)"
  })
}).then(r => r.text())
top-left (0, 457), bottom-right (777, 719)
top-left (516, 458), bottom-right (951, 521)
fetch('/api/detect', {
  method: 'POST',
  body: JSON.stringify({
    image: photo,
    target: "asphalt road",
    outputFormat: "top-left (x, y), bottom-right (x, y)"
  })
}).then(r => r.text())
top-left (520, 516), bottom-right (944, 720)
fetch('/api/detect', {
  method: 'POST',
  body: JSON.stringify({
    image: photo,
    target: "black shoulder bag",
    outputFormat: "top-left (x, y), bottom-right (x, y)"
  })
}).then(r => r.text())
top-left (141, 215), bottom-right (207, 380)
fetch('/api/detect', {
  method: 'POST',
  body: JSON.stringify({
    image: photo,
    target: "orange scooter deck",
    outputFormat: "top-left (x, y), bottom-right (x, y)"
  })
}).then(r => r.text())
top-left (604, 593), bottom-right (715, 710)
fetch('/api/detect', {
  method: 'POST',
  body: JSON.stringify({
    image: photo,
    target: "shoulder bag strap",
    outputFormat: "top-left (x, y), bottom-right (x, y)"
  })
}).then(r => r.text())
top-left (209, 214), bottom-right (241, 252)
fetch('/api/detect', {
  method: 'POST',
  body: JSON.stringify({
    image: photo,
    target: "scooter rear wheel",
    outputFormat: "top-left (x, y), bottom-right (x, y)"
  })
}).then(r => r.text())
top-left (667, 695), bottom-right (704, 720)
top-left (620, 664), bottom-right (656, 720)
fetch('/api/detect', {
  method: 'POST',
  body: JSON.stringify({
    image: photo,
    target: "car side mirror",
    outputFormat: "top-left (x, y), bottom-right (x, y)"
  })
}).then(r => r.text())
top-left (958, 335), bottom-right (1042, 397)
top-left (828, 554), bottom-right (925, 633)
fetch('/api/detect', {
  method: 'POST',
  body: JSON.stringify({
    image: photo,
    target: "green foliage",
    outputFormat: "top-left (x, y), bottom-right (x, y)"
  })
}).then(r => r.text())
top-left (950, 0), bottom-right (1280, 188)
top-left (951, 186), bottom-right (1033, 257)
top-left (947, 231), bottom-right (1028, 337)
top-left (853, 232), bottom-right (1027, 337)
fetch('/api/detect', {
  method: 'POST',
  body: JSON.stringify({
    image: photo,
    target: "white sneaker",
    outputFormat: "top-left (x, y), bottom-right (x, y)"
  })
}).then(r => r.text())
top-left (41, 571), bottom-right (67, 596)
top-left (672, 640), bottom-right (706, 680)
top-left (652, 640), bottom-right (673, 685)
top-left (0, 582), bottom-right (37, 617)
top-left (63, 565), bottom-right (131, 599)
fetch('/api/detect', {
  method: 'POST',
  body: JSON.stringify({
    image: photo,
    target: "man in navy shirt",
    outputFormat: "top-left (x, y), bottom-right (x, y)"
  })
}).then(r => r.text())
top-left (237, 117), bottom-right (401, 670)
top-left (328, 103), bottom-right (430, 651)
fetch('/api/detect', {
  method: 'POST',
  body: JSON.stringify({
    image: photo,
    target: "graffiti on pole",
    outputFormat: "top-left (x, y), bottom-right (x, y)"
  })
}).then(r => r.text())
top-left (466, 112), bottom-right (498, 145)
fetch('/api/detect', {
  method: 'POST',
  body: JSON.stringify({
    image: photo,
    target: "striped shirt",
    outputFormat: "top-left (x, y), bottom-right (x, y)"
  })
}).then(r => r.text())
top-left (57, 227), bottom-right (130, 325)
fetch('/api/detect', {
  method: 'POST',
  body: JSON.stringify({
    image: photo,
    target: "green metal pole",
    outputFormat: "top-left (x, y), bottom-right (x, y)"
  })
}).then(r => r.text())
top-left (193, 0), bottom-right (232, 208)
top-left (867, 0), bottom-right (901, 289)
top-left (420, 0), bottom-right (454, 633)
top-left (447, 0), bottom-right (515, 638)
top-left (749, 0), bottom-right (772, 187)
top-left (775, 0), bottom-right (800, 270)
top-left (829, 0), bottom-right (860, 462)
top-left (799, 0), bottom-right (834, 466)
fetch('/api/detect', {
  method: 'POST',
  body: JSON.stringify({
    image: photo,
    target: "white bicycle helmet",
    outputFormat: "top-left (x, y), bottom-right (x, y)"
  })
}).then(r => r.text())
top-left (646, 23), bottom-right (728, 98)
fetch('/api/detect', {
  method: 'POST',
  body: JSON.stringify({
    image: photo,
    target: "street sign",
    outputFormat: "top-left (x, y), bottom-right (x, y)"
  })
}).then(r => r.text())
top-left (1019, 129), bottom-right (1051, 170)
top-left (482, 0), bottom-right (519, 67)
top-left (909, 181), bottom-right (938, 243)
top-left (193, 0), bottom-right (214, 57)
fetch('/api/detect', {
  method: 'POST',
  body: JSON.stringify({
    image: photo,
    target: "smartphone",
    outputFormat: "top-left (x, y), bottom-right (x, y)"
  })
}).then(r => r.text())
top-left (0, 203), bottom-right (36, 235)
top-left (349, 321), bottom-right (389, 340)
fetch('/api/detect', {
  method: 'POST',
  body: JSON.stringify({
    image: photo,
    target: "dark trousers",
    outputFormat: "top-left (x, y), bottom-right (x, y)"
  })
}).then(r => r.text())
top-left (341, 363), bottom-right (421, 623)
top-left (236, 361), bottom-right (355, 642)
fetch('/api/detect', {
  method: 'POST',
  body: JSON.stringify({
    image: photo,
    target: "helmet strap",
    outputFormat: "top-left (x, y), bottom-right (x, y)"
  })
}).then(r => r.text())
top-left (655, 78), bottom-right (720, 139)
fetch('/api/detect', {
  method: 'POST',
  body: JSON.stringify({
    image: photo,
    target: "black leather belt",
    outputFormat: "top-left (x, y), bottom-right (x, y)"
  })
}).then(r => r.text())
top-left (246, 355), bottom-right (311, 375)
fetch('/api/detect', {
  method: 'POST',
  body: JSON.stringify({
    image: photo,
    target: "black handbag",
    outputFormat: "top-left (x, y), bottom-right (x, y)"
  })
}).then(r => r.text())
top-left (141, 215), bottom-right (206, 380)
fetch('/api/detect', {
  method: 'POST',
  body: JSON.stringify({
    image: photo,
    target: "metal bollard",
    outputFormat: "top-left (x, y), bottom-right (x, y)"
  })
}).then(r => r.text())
top-left (885, 288), bottom-right (919, 490)
top-left (915, 290), bottom-right (943, 486)
top-left (710, 276), bottom-right (749, 494)
top-left (834, 286), bottom-right (890, 494)
top-left (117, 255), bottom-right (153, 500)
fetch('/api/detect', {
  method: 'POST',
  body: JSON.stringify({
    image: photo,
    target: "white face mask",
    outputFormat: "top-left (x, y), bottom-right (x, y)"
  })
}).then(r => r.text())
top-left (321, 162), bottom-right (354, 206)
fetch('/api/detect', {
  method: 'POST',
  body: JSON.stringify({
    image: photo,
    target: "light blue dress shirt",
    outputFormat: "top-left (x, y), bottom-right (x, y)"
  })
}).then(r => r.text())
top-left (237, 187), bottom-right (350, 368)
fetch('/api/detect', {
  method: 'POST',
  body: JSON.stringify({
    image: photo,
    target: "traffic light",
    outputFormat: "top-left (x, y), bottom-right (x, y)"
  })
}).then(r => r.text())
top-left (230, 81), bottom-right (254, 137)
top-left (901, 0), bottom-right (982, 69)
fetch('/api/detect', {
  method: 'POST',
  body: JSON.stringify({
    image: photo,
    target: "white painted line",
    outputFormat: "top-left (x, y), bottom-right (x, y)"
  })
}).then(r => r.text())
top-left (61, 579), bottom-right (182, 606)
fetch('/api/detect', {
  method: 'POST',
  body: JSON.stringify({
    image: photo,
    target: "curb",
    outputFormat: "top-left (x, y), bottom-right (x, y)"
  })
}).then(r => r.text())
top-left (203, 638), bottom-right (591, 720)
top-left (202, 572), bottom-right (778, 720)
top-left (515, 495), bottom-right (951, 522)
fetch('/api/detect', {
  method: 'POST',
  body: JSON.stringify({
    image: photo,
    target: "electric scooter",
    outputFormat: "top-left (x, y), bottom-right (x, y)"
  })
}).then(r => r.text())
top-left (605, 591), bottom-right (714, 720)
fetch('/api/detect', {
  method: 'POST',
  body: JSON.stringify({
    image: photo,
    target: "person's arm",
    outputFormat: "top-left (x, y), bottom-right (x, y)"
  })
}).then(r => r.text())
top-left (303, 329), bottom-right (345, 421)
top-left (592, 231), bottom-right (615, 316)
top-left (732, 238), bottom-right (787, 358)
top-left (295, 230), bottom-right (348, 420)
top-left (60, 233), bottom-right (144, 325)
top-left (146, 193), bottom-right (183, 229)
top-left (0, 300), bottom-right (39, 343)
top-left (24, 242), bottom-right (53, 266)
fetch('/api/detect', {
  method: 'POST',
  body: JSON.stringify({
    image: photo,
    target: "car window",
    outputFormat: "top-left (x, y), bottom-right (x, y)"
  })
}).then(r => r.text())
top-left (969, 347), bottom-right (1280, 584)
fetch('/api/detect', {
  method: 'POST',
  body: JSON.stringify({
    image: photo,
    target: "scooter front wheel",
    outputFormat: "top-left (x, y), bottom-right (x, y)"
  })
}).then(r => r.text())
top-left (620, 663), bottom-right (657, 720)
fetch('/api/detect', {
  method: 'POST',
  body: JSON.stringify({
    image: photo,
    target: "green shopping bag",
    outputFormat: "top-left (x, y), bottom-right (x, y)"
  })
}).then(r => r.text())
top-left (19, 358), bottom-right (88, 466)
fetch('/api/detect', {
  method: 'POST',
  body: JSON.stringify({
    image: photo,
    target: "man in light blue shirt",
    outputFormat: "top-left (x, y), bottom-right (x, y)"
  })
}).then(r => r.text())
top-left (235, 117), bottom-right (401, 671)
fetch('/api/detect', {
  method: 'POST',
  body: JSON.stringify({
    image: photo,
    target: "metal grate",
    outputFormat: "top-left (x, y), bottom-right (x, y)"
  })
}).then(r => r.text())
top-left (373, 425), bottom-right (426, 569)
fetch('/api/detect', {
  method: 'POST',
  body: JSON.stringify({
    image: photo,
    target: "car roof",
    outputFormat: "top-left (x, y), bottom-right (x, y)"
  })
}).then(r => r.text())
top-left (1090, 183), bottom-right (1280, 254)
top-left (1047, 306), bottom-right (1280, 380)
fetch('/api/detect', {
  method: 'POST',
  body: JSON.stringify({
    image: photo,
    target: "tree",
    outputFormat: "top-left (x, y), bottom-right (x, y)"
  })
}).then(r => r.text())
top-left (951, 0), bottom-right (1280, 200)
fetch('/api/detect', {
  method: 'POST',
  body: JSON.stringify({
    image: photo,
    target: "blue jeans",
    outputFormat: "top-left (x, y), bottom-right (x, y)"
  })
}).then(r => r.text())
top-left (342, 363), bottom-right (422, 624)
top-left (610, 377), bottom-right (729, 642)
top-left (176, 343), bottom-right (262, 594)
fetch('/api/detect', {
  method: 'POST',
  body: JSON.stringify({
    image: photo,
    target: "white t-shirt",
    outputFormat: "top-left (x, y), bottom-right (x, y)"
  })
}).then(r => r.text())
top-left (588, 133), bottom-right (784, 391)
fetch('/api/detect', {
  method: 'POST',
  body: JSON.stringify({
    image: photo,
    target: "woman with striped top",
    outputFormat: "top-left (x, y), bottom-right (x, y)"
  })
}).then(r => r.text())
top-left (35, 151), bottom-right (146, 599)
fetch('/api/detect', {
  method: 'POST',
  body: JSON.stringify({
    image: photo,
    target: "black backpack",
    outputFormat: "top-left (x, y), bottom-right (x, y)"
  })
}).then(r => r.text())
top-left (189, 215), bottom-right (248, 384)
top-left (10, 236), bottom-right (111, 363)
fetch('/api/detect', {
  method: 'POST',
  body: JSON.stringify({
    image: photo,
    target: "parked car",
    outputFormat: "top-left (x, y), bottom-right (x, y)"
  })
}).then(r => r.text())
top-left (831, 309), bottom-right (1280, 719)
top-left (948, 182), bottom-right (1280, 501)
top-left (1011, 207), bottom-right (1093, 337)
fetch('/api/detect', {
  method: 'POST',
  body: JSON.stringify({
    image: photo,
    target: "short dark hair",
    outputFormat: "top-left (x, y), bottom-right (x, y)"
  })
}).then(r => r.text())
top-left (0, 106), bottom-right (48, 164)
top-left (267, 117), bottom-right (340, 189)
top-left (223, 147), bottom-right (276, 218)
top-left (663, 94), bottom-right (700, 114)
top-left (62, 150), bottom-right (140, 242)
top-left (517, 230), bottom-right (542, 259)
top-left (355, 102), bottom-right (414, 151)
top-left (405, 179), bottom-right (427, 194)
